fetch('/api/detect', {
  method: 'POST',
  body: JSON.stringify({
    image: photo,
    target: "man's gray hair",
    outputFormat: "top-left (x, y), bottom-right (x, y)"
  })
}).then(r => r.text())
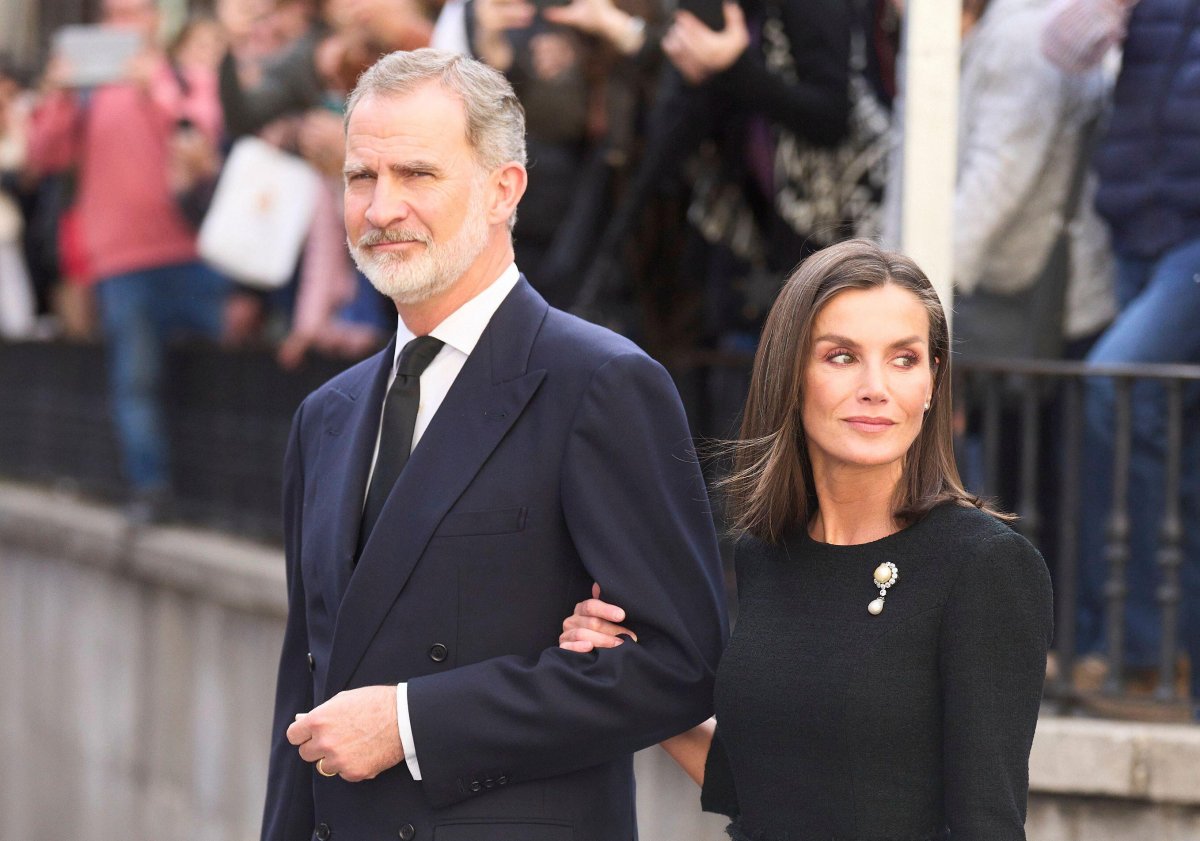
top-left (345, 48), bottom-right (527, 171)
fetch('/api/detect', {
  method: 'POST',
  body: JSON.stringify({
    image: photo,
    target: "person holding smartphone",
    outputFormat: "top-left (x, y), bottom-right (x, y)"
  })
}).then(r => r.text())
top-left (27, 0), bottom-right (229, 525)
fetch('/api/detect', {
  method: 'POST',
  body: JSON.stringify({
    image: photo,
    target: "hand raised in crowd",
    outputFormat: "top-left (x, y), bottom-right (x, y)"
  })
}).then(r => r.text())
top-left (559, 583), bottom-right (638, 652)
top-left (125, 47), bottom-right (162, 92)
top-left (298, 108), bottom-right (347, 176)
top-left (168, 124), bottom-right (220, 192)
top-left (543, 0), bottom-right (646, 55)
top-left (472, 0), bottom-right (537, 71)
top-left (39, 54), bottom-right (74, 94)
top-left (662, 1), bottom-right (749, 85)
top-left (325, 0), bottom-right (433, 52)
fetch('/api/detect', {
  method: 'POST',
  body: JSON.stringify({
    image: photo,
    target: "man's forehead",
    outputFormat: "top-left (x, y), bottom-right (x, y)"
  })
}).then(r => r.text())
top-left (346, 86), bottom-right (471, 148)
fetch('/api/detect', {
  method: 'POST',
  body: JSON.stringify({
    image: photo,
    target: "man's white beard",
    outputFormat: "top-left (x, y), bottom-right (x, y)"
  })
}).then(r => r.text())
top-left (349, 184), bottom-right (490, 306)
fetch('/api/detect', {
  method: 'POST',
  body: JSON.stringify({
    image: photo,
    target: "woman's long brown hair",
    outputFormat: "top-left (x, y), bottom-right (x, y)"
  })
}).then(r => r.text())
top-left (719, 239), bottom-right (1007, 544)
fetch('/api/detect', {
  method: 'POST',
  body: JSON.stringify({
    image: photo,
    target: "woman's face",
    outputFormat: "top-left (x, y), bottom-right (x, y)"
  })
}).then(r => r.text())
top-left (801, 283), bottom-right (935, 481)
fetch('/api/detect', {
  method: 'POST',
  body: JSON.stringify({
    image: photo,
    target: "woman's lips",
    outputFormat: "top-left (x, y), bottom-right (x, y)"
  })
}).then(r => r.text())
top-left (843, 416), bottom-right (896, 433)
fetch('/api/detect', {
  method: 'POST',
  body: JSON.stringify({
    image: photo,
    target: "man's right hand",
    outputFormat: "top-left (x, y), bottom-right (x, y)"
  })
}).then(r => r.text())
top-left (559, 583), bottom-right (638, 652)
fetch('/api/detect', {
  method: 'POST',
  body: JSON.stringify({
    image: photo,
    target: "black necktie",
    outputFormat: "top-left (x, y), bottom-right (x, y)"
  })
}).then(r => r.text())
top-left (357, 335), bottom-right (445, 557)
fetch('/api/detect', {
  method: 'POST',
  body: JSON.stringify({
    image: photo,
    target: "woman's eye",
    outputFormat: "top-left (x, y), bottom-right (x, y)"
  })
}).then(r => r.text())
top-left (894, 354), bottom-right (918, 368)
top-left (828, 352), bottom-right (854, 364)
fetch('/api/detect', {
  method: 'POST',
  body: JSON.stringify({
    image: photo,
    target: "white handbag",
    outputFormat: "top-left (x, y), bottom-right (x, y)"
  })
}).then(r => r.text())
top-left (198, 136), bottom-right (321, 289)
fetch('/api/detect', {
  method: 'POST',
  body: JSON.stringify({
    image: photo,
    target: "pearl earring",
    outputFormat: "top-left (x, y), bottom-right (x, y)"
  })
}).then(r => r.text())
top-left (924, 399), bottom-right (931, 411)
top-left (868, 562), bottom-right (899, 615)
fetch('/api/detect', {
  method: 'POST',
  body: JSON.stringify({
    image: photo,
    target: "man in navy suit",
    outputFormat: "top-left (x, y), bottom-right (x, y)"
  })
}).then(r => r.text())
top-left (261, 49), bottom-right (728, 841)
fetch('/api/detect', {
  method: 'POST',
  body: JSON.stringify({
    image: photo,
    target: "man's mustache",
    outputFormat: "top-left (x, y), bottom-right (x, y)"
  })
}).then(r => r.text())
top-left (355, 229), bottom-right (433, 248)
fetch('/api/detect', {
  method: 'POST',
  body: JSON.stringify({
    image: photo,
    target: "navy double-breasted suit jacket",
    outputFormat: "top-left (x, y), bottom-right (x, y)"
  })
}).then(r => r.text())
top-left (262, 278), bottom-right (728, 841)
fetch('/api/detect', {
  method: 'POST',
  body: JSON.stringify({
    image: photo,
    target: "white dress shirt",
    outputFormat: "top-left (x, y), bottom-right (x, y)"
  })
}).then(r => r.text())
top-left (364, 263), bottom-right (520, 781)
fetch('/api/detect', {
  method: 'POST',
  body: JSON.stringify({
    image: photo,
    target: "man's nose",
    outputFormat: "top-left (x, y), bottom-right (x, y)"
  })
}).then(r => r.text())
top-left (364, 182), bottom-right (412, 230)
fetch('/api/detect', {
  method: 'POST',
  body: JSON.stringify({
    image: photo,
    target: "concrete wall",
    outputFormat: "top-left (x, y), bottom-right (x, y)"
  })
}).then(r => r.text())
top-left (0, 482), bottom-right (724, 841)
top-left (2, 481), bottom-right (1197, 841)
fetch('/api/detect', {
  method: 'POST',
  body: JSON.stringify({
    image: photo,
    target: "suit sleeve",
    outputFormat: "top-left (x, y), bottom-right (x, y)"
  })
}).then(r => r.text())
top-left (406, 351), bottom-right (729, 808)
top-left (261, 401), bottom-right (316, 841)
top-left (940, 530), bottom-right (1053, 840)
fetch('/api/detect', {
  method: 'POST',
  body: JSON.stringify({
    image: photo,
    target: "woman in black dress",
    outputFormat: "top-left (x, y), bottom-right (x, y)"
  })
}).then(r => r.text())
top-left (560, 238), bottom-right (1053, 841)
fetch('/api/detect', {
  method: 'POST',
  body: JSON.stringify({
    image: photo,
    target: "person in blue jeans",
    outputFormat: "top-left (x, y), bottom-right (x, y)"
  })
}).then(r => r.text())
top-left (1077, 238), bottom-right (1200, 703)
top-left (1067, 0), bottom-right (1200, 707)
top-left (97, 260), bottom-right (228, 522)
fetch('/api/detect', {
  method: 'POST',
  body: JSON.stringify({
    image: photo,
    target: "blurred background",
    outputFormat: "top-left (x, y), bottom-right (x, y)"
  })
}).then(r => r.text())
top-left (0, 0), bottom-right (1198, 838)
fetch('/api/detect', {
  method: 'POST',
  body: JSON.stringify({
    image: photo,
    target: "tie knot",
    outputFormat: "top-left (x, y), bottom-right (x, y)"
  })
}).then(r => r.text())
top-left (396, 335), bottom-right (445, 378)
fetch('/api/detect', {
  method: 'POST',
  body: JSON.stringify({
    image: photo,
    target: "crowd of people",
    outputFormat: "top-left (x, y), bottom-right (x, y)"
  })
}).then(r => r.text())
top-left (0, 0), bottom-right (1196, 700)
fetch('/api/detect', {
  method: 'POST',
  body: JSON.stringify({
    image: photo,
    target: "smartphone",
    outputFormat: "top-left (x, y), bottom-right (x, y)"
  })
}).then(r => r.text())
top-left (52, 25), bottom-right (142, 87)
top-left (679, 0), bottom-right (726, 30)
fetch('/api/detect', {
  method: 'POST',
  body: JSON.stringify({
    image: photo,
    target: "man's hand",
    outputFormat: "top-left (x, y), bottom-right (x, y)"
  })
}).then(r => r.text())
top-left (286, 685), bottom-right (404, 782)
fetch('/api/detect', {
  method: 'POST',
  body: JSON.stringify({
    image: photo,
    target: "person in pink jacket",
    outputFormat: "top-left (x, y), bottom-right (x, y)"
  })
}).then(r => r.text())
top-left (28, 0), bottom-right (229, 524)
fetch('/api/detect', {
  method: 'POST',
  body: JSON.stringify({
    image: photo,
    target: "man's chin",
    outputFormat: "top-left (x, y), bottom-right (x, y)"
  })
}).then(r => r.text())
top-left (361, 265), bottom-right (455, 306)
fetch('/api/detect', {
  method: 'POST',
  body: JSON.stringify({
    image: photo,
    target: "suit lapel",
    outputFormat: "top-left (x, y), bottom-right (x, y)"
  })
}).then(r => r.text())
top-left (309, 338), bottom-right (395, 612)
top-left (320, 279), bottom-right (549, 700)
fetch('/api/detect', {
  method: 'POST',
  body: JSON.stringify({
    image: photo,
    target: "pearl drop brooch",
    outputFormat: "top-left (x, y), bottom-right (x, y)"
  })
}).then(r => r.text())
top-left (868, 561), bottom-right (899, 615)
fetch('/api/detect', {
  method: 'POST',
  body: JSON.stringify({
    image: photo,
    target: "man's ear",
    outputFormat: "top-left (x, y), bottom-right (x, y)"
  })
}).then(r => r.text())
top-left (488, 161), bottom-right (528, 226)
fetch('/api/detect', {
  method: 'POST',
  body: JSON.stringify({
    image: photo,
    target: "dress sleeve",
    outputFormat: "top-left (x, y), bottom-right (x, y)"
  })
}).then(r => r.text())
top-left (700, 726), bottom-right (740, 818)
top-left (939, 529), bottom-right (1053, 840)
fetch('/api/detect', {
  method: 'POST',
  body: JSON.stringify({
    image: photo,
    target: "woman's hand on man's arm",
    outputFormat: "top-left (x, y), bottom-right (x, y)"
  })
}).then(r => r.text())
top-left (559, 583), bottom-right (638, 652)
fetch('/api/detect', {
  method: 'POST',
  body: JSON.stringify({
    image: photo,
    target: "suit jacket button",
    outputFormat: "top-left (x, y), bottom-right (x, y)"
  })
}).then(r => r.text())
top-left (497, 775), bottom-right (508, 785)
top-left (470, 780), bottom-right (482, 792)
top-left (484, 777), bottom-right (495, 789)
top-left (428, 643), bottom-right (448, 663)
top-left (307, 653), bottom-right (316, 672)
top-left (397, 824), bottom-right (416, 841)
top-left (315, 823), bottom-right (331, 841)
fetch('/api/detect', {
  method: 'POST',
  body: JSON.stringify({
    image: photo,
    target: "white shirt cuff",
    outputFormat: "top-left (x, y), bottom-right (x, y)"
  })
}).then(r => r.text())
top-left (396, 682), bottom-right (422, 780)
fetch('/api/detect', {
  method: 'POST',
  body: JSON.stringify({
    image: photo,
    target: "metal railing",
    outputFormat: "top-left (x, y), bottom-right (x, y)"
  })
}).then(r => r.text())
top-left (669, 349), bottom-right (1199, 719)
top-left (1, 339), bottom-right (1196, 716)
top-left (956, 359), bottom-right (1199, 720)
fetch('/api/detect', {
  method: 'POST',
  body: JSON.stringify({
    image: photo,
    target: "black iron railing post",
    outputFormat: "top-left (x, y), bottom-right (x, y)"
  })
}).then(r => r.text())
top-left (1053, 377), bottom-right (1081, 707)
top-left (1103, 377), bottom-right (1132, 697)
top-left (982, 374), bottom-right (1002, 499)
top-left (1155, 379), bottom-right (1184, 701)
top-left (1017, 380), bottom-right (1041, 543)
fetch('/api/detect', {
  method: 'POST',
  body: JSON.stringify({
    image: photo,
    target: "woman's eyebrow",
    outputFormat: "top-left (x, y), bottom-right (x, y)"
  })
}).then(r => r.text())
top-left (812, 334), bottom-right (925, 349)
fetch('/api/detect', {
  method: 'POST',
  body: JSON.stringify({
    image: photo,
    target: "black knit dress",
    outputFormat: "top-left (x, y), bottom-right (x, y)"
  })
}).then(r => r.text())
top-left (700, 502), bottom-right (1053, 841)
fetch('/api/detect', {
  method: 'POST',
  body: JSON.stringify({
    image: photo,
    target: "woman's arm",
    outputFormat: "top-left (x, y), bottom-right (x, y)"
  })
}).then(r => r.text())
top-left (660, 716), bottom-right (715, 785)
top-left (940, 530), bottom-right (1053, 840)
